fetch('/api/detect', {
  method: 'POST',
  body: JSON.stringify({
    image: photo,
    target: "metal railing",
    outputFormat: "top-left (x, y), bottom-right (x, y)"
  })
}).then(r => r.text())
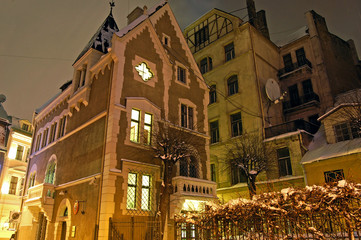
top-left (282, 92), bottom-right (320, 112)
top-left (278, 59), bottom-right (312, 77)
top-left (109, 217), bottom-right (161, 240)
top-left (265, 119), bottom-right (319, 138)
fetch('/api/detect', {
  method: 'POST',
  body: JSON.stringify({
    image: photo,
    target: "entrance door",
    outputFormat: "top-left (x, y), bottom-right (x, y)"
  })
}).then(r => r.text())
top-left (60, 221), bottom-right (67, 240)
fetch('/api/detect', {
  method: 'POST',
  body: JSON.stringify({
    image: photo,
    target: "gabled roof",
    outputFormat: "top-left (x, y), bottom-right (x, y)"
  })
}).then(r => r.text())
top-left (74, 12), bottom-right (119, 64)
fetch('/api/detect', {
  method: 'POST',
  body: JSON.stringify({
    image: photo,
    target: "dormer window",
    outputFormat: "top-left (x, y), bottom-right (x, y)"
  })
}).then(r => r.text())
top-left (74, 65), bottom-right (87, 92)
top-left (334, 122), bottom-right (360, 142)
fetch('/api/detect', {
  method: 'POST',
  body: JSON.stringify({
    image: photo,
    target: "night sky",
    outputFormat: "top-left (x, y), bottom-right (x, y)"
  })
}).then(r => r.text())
top-left (1, 0), bottom-right (360, 120)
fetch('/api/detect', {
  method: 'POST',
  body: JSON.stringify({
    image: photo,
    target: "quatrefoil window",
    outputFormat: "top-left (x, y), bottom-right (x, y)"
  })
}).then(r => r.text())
top-left (135, 62), bottom-right (154, 82)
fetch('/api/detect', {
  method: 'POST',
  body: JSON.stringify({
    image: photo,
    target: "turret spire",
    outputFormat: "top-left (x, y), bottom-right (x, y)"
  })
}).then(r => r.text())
top-left (109, 0), bottom-right (115, 16)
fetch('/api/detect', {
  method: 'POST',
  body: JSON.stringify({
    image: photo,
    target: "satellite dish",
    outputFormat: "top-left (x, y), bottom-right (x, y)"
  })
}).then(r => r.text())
top-left (265, 79), bottom-right (281, 102)
top-left (0, 94), bottom-right (6, 103)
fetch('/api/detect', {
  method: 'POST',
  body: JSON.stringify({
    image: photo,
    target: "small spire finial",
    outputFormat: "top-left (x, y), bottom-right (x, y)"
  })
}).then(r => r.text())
top-left (109, 0), bottom-right (115, 15)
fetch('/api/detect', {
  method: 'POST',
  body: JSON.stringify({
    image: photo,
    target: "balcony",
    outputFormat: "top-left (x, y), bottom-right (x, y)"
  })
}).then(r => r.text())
top-left (278, 59), bottom-right (312, 80)
top-left (265, 119), bottom-right (319, 139)
top-left (24, 183), bottom-right (55, 219)
top-left (172, 176), bottom-right (217, 198)
top-left (283, 92), bottom-right (320, 113)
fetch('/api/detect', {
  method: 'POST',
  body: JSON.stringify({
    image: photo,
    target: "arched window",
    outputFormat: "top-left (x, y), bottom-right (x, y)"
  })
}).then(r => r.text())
top-left (28, 172), bottom-right (36, 189)
top-left (209, 85), bottom-right (217, 104)
top-left (45, 161), bottom-right (56, 184)
top-left (227, 75), bottom-right (238, 96)
top-left (180, 156), bottom-right (199, 178)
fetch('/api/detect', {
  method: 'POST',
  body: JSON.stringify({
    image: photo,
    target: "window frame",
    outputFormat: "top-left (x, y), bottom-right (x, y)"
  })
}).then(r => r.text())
top-left (144, 113), bottom-right (153, 145)
top-left (15, 145), bottom-right (24, 161)
top-left (126, 172), bottom-right (137, 210)
top-left (130, 109), bottom-right (141, 143)
top-left (227, 75), bottom-right (238, 96)
top-left (177, 66), bottom-right (186, 84)
top-left (324, 169), bottom-right (344, 183)
top-left (200, 57), bottom-right (213, 74)
top-left (9, 176), bottom-right (18, 195)
top-left (277, 147), bottom-right (292, 177)
top-left (334, 122), bottom-right (360, 142)
top-left (230, 112), bottom-right (242, 137)
top-left (224, 42), bottom-right (235, 62)
top-left (209, 85), bottom-right (217, 104)
top-left (210, 121), bottom-right (219, 144)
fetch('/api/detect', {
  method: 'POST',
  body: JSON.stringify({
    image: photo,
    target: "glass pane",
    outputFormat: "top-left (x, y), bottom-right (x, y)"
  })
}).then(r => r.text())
top-left (126, 186), bottom-right (136, 209)
top-left (141, 188), bottom-right (150, 210)
top-left (128, 173), bottom-right (137, 185)
top-left (142, 175), bottom-right (150, 187)
top-left (144, 113), bottom-right (152, 125)
top-left (130, 122), bottom-right (139, 142)
top-left (131, 109), bottom-right (140, 121)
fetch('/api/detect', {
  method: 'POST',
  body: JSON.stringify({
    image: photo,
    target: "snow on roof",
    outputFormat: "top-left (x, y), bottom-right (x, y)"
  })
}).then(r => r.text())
top-left (35, 92), bottom-right (62, 114)
top-left (275, 26), bottom-right (309, 47)
top-left (264, 130), bottom-right (306, 142)
top-left (301, 137), bottom-right (361, 164)
top-left (116, 0), bottom-right (167, 38)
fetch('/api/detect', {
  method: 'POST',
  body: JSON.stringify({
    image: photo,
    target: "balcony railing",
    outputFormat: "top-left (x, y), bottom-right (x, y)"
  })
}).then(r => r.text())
top-left (265, 119), bottom-right (319, 139)
top-left (24, 183), bottom-right (55, 219)
top-left (25, 183), bottom-right (55, 205)
top-left (283, 92), bottom-right (320, 112)
top-left (172, 176), bottom-right (217, 198)
top-left (278, 59), bottom-right (312, 78)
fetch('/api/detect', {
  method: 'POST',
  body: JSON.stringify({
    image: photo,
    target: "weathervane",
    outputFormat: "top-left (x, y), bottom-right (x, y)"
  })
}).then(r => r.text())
top-left (109, 0), bottom-right (115, 15)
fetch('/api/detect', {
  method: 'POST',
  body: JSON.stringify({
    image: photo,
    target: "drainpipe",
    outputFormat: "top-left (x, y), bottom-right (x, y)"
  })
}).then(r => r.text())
top-left (249, 24), bottom-right (266, 138)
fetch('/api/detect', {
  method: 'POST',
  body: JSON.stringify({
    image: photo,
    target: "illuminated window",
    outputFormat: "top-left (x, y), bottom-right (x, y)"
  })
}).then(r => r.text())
top-left (227, 75), bottom-right (238, 96)
top-left (127, 173), bottom-right (152, 211)
top-left (9, 176), bottom-right (18, 195)
top-left (144, 113), bottom-right (152, 145)
top-left (225, 42), bottom-right (235, 62)
top-left (141, 175), bottom-right (151, 210)
top-left (277, 148), bottom-right (292, 177)
top-left (230, 112), bottom-right (242, 137)
top-left (15, 145), bottom-right (24, 161)
top-left (126, 173), bottom-right (137, 209)
top-left (130, 109), bottom-right (140, 143)
top-left (45, 161), bottom-right (56, 184)
top-left (181, 223), bottom-right (196, 240)
top-left (177, 66), bottom-right (186, 83)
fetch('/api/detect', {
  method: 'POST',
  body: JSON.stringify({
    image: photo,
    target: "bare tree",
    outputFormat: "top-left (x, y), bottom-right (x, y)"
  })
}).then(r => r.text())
top-left (151, 121), bottom-right (199, 237)
top-left (226, 132), bottom-right (269, 198)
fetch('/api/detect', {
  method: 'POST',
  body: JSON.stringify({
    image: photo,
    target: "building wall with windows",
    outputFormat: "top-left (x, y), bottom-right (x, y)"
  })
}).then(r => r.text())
top-left (0, 116), bottom-right (32, 239)
top-left (302, 102), bottom-right (361, 185)
top-left (184, 1), bottom-right (361, 202)
top-left (18, 2), bottom-right (214, 240)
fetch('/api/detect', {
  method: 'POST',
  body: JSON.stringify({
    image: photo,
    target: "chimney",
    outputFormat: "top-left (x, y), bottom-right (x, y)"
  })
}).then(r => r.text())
top-left (247, 0), bottom-right (270, 39)
top-left (127, 6), bottom-right (144, 25)
top-left (246, 0), bottom-right (257, 27)
top-left (256, 10), bottom-right (270, 39)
